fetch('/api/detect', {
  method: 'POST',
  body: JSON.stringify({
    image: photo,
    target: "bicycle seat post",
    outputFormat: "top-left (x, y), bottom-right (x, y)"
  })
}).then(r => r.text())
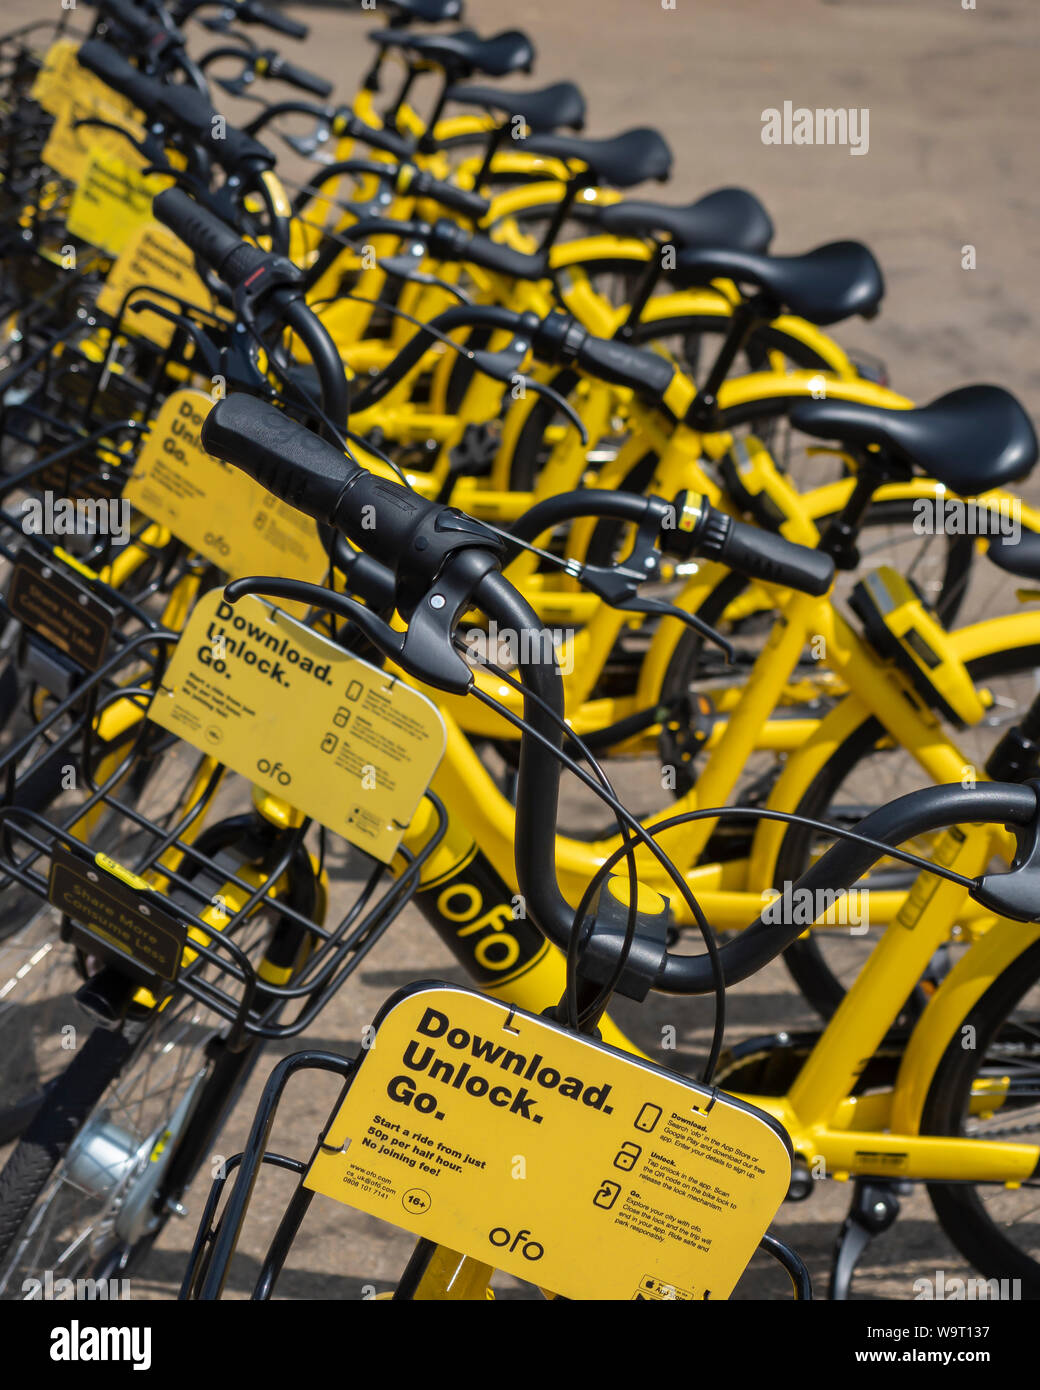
top-left (685, 290), bottom-right (775, 430)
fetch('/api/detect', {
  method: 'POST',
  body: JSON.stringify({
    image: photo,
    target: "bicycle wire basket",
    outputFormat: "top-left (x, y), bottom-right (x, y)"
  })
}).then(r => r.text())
top-left (0, 513), bottom-right (446, 1051)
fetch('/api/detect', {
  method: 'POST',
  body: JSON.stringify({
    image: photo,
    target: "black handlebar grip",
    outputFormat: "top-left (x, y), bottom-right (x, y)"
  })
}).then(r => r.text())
top-left (346, 117), bottom-right (413, 162)
top-left (410, 170), bottom-right (488, 221)
top-left (203, 396), bottom-right (477, 579)
top-left (77, 38), bottom-right (165, 111)
top-left (96, 0), bottom-right (181, 50)
top-left (245, 1), bottom-right (308, 40)
top-left (153, 187), bottom-right (268, 286)
top-left (575, 334), bottom-right (676, 404)
top-left (429, 219), bottom-right (543, 280)
top-left (702, 511), bottom-right (835, 596)
top-left (156, 81), bottom-right (276, 169)
top-left (203, 395), bottom-right (358, 518)
top-left (268, 56), bottom-right (333, 99)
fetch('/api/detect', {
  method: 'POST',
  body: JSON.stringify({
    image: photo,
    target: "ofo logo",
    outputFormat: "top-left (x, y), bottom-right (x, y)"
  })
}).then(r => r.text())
top-left (256, 757), bottom-right (292, 785)
top-left (488, 1226), bottom-right (545, 1261)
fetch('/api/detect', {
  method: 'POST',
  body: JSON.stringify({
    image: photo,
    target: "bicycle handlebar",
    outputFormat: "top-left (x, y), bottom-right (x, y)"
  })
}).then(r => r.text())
top-left (262, 53), bottom-right (332, 100)
top-left (665, 781), bottom-right (1040, 995)
top-left (237, 0), bottom-right (307, 39)
top-left (204, 44), bottom-right (332, 99)
top-left (175, 0), bottom-right (309, 40)
top-left (78, 39), bottom-right (276, 174)
top-left (668, 492), bottom-right (835, 596)
top-left (405, 170), bottom-right (489, 222)
top-left (153, 188), bottom-right (348, 430)
top-left (202, 393), bottom-right (493, 580)
top-left (349, 299), bottom-right (679, 414)
top-left (507, 489), bottom-right (835, 597)
top-left (90, 0), bottom-right (184, 52)
top-left (199, 394), bottom-right (1040, 995)
top-left (154, 185), bottom-right (268, 287)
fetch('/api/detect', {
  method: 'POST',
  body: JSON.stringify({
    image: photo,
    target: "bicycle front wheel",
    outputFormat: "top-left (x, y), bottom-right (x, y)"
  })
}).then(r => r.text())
top-left (923, 935), bottom-right (1040, 1297)
top-left (773, 640), bottom-right (1040, 1020)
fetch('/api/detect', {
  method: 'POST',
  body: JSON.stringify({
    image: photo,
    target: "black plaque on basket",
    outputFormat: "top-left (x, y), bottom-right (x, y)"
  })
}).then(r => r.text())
top-left (48, 843), bottom-right (187, 985)
top-left (7, 546), bottom-right (116, 672)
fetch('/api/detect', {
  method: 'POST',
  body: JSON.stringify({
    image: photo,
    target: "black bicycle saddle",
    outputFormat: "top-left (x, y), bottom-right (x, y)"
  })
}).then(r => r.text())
top-left (791, 385), bottom-right (1038, 497)
top-left (673, 241), bottom-right (883, 326)
top-left (520, 127), bottom-right (672, 188)
top-left (594, 186), bottom-right (773, 253)
top-left (368, 27), bottom-right (535, 79)
top-left (446, 80), bottom-right (585, 133)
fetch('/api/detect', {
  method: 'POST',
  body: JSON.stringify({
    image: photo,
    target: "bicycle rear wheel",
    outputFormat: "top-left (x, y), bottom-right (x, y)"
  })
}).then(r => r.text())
top-left (923, 936), bottom-right (1040, 1297)
top-left (772, 641), bottom-right (1040, 1019)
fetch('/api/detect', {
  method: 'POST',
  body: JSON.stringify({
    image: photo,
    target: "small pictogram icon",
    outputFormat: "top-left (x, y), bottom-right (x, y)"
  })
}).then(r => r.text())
top-left (592, 1180), bottom-right (621, 1210)
top-left (613, 1142), bottom-right (642, 1171)
top-left (634, 1103), bottom-right (662, 1133)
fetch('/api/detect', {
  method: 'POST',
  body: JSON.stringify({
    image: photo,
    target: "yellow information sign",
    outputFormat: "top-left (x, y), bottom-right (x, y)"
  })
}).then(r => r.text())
top-left (41, 81), bottom-right (145, 188)
top-left (31, 39), bottom-right (80, 117)
top-left (95, 221), bottom-right (225, 346)
top-left (65, 152), bottom-right (164, 257)
top-left (305, 983), bottom-right (793, 1300)
top-left (148, 590), bottom-right (446, 862)
top-left (124, 390), bottom-right (329, 587)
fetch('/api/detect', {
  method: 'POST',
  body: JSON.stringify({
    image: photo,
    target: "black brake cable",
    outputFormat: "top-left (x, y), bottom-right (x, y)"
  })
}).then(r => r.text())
top-left (463, 649), bottom-right (726, 1082)
top-left (458, 644), bottom-right (986, 1081)
top-left (459, 639), bottom-right (643, 1026)
top-left (579, 803), bottom-right (978, 894)
top-left (255, 289), bottom-right (576, 498)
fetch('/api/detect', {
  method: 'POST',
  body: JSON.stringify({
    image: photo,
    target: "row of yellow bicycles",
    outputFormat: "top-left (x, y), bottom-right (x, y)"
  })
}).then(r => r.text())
top-left (0, 0), bottom-right (1036, 1305)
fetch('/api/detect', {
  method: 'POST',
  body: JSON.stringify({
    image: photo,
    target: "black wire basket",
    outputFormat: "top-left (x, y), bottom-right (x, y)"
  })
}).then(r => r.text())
top-left (0, 575), bottom-right (445, 1050)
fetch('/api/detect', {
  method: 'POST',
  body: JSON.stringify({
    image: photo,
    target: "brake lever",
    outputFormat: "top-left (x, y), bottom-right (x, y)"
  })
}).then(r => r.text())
top-left (222, 562), bottom-right (482, 695)
top-left (199, 9), bottom-right (238, 33)
top-left (282, 124), bottom-right (333, 158)
top-left (973, 784), bottom-right (1040, 922)
top-left (613, 592), bottom-right (735, 661)
top-left (215, 74), bottom-right (257, 97)
top-left (470, 343), bottom-right (589, 445)
top-left (513, 375), bottom-right (588, 446)
top-left (121, 300), bottom-right (223, 375)
top-left (572, 507), bottom-right (735, 661)
top-left (72, 118), bottom-right (164, 167)
top-left (377, 249), bottom-right (473, 306)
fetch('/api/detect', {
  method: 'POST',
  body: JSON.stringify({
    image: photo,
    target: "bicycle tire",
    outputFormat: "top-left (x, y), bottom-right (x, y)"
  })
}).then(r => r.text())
top-left (922, 935), bottom-right (1040, 1296)
top-left (772, 642), bottom-right (1040, 1020)
top-left (0, 1023), bottom-right (137, 1263)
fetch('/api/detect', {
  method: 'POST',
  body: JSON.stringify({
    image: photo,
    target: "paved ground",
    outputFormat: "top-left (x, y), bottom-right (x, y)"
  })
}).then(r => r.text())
top-left (2, 0), bottom-right (1039, 1302)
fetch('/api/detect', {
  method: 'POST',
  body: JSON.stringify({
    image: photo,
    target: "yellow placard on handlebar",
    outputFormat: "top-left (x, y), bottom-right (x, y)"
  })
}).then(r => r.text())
top-left (305, 983), bottom-right (792, 1300)
top-left (148, 590), bottom-right (447, 863)
top-left (65, 151), bottom-right (164, 257)
top-left (95, 222), bottom-right (226, 347)
top-left (40, 82), bottom-right (146, 188)
top-left (31, 39), bottom-right (80, 117)
top-left (125, 389), bottom-right (329, 591)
